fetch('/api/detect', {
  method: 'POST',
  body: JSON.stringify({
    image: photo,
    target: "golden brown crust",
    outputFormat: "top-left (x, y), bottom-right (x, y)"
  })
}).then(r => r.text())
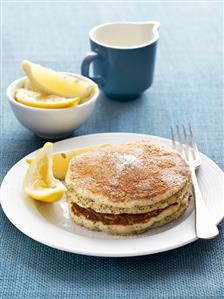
top-left (66, 141), bottom-right (191, 203)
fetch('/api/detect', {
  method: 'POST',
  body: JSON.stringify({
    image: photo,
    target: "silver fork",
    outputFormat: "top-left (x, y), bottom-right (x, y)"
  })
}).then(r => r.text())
top-left (170, 124), bottom-right (219, 239)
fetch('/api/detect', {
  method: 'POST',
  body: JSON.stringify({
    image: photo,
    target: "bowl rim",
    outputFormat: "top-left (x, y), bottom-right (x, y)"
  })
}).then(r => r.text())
top-left (7, 72), bottom-right (99, 112)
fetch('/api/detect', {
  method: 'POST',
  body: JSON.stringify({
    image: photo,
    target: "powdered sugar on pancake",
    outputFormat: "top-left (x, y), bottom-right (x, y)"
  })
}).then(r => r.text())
top-left (116, 154), bottom-right (142, 173)
top-left (67, 141), bottom-right (191, 202)
top-left (160, 168), bottom-right (187, 188)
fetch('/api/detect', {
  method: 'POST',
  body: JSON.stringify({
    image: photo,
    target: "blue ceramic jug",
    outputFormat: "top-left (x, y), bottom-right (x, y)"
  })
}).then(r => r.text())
top-left (81, 21), bottom-right (160, 99)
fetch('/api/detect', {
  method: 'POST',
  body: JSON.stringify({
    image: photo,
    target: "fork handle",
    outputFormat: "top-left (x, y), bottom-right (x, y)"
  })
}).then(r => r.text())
top-left (192, 171), bottom-right (219, 239)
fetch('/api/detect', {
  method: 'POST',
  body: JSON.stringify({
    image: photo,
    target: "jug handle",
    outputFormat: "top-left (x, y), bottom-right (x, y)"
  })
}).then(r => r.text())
top-left (81, 51), bottom-right (103, 85)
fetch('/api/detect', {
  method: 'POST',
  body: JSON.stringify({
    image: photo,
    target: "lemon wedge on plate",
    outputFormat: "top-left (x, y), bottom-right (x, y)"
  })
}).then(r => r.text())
top-left (26, 144), bottom-right (112, 180)
top-left (22, 60), bottom-right (94, 99)
top-left (23, 142), bottom-right (67, 202)
top-left (15, 88), bottom-right (80, 109)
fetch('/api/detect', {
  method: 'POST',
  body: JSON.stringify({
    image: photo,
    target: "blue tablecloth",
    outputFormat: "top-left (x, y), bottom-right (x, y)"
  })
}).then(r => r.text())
top-left (1, 2), bottom-right (223, 298)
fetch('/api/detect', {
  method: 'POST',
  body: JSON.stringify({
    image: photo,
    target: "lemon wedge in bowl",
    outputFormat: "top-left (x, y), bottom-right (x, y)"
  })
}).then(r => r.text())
top-left (23, 142), bottom-right (67, 202)
top-left (24, 78), bottom-right (40, 92)
top-left (15, 88), bottom-right (80, 109)
top-left (22, 60), bottom-right (94, 99)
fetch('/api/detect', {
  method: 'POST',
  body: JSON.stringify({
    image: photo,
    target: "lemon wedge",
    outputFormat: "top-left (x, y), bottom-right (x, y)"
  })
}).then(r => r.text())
top-left (23, 142), bottom-right (67, 202)
top-left (22, 60), bottom-right (94, 98)
top-left (24, 78), bottom-right (40, 92)
top-left (26, 144), bottom-right (112, 180)
top-left (15, 88), bottom-right (80, 108)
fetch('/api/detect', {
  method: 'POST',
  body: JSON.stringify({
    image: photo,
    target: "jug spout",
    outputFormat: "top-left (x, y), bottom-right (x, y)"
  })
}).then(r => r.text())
top-left (135, 21), bottom-right (160, 45)
top-left (139, 21), bottom-right (160, 33)
top-left (138, 21), bottom-right (160, 28)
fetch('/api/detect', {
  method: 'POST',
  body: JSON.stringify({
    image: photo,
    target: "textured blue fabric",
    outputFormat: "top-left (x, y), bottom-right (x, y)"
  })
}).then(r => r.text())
top-left (0, 2), bottom-right (223, 299)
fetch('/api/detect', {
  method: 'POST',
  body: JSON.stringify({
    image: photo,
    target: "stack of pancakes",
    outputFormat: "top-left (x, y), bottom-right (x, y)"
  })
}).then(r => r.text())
top-left (65, 141), bottom-right (191, 235)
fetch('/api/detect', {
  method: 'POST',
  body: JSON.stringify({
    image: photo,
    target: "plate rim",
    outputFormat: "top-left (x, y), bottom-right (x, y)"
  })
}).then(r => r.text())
top-left (1, 132), bottom-right (224, 257)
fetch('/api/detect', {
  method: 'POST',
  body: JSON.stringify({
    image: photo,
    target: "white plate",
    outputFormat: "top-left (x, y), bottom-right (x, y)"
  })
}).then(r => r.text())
top-left (1, 133), bottom-right (224, 257)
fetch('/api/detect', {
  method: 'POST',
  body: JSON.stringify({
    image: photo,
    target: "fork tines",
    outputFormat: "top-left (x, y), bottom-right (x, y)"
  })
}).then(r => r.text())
top-left (170, 124), bottom-right (198, 161)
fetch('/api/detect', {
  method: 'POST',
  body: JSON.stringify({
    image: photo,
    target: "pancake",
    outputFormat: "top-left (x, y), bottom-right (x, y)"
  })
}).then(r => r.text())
top-left (65, 140), bottom-right (192, 235)
top-left (65, 141), bottom-right (191, 210)
top-left (66, 180), bottom-right (191, 214)
top-left (68, 193), bottom-right (190, 235)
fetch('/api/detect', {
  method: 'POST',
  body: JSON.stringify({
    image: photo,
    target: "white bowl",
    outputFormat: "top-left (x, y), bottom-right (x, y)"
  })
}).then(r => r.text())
top-left (7, 73), bottom-right (99, 139)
